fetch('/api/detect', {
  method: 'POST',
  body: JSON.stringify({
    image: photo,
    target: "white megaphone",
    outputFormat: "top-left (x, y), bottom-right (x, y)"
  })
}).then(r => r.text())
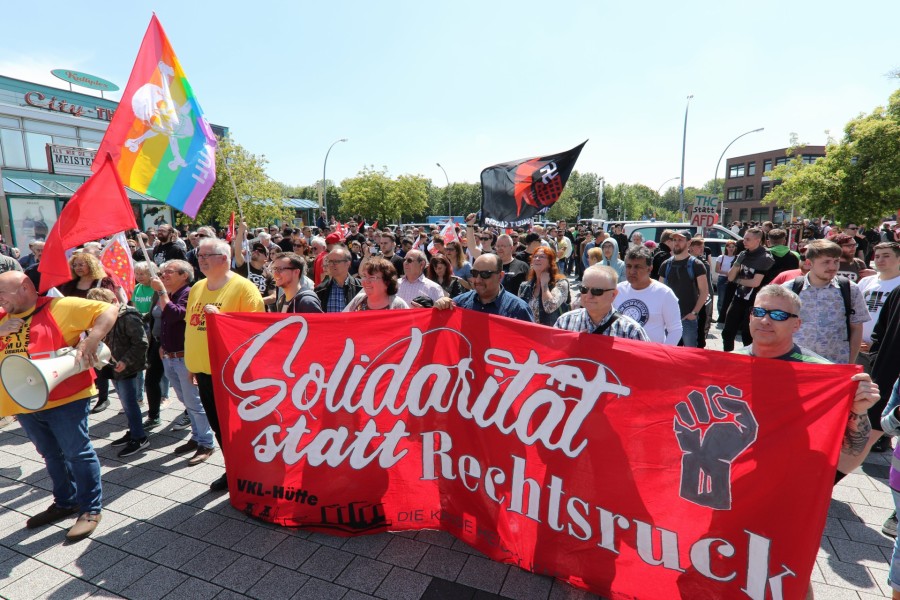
top-left (0, 343), bottom-right (112, 411)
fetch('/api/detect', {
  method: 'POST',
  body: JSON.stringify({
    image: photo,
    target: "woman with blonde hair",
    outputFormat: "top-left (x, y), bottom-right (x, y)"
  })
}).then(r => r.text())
top-left (58, 250), bottom-right (126, 303)
top-left (444, 240), bottom-right (473, 289)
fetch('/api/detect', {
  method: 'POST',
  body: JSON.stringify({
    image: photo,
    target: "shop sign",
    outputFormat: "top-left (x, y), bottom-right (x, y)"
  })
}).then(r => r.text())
top-left (48, 144), bottom-right (96, 176)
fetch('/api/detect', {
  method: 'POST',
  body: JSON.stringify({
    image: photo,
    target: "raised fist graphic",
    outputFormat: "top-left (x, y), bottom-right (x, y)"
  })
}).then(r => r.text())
top-left (673, 385), bottom-right (758, 510)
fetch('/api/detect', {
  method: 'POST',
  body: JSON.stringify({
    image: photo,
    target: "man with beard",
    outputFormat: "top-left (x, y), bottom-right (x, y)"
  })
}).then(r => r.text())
top-left (152, 224), bottom-right (187, 266)
top-left (273, 252), bottom-right (323, 313)
top-left (232, 227), bottom-right (276, 310)
top-left (834, 233), bottom-right (873, 282)
top-left (434, 254), bottom-right (533, 321)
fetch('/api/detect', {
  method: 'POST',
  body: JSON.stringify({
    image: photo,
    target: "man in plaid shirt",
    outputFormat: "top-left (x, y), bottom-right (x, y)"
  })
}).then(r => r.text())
top-left (555, 265), bottom-right (649, 340)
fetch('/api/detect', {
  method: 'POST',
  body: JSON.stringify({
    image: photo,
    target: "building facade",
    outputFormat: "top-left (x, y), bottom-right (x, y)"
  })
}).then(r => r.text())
top-left (722, 145), bottom-right (826, 224)
top-left (0, 74), bottom-right (226, 257)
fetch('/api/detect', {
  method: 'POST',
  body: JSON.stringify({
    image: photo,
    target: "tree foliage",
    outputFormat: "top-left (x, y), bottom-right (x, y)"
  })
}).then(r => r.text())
top-left (427, 182), bottom-right (482, 221)
top-left (765, 89), bottom-right (900, 226)
top-left (180, 137), bottom-right (288, 228)
top-left (339, 167), bottom-right (429, 224)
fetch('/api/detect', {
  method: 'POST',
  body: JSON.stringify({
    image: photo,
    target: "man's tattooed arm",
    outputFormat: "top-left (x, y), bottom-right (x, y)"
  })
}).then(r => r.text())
top-left (842, 413), bottom-right (872, 456)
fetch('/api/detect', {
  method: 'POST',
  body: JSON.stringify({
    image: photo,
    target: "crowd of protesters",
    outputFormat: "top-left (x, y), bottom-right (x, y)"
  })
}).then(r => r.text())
top-left (4, 208), bottom-right (900, 591)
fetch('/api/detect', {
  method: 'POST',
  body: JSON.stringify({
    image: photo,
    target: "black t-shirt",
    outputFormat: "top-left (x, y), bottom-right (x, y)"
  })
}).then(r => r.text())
top-left (733, 247), bottom-right (775, 301)
top-left (233, 262), bottom-right (275, 300)
top-left (660, 256), bottom-right (707, 316)
top-left (152, 242), bottom-right (187, 266)
top-left (501, 258), bottom-right (530, 295)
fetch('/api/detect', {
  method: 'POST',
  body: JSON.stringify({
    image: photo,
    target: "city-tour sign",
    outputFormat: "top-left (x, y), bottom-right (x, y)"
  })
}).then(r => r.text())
top-left (50, 69), bottom-right (119, 92)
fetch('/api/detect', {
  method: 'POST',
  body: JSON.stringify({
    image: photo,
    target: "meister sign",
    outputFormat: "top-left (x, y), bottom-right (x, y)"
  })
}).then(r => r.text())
top-left (47, 144), bottom-right (97, 176)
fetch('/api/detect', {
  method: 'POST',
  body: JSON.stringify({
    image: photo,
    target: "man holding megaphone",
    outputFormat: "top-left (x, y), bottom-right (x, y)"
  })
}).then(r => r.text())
top-left (0, 271), bottom-right (118, 541)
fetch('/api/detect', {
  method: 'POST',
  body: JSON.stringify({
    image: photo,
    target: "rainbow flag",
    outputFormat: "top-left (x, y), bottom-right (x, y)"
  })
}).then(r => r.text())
top-left (95, 14), bottom-right (217, 219)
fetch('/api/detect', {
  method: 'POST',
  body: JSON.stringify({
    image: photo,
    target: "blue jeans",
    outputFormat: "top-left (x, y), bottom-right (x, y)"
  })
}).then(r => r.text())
top-left (17, 398), bottom-right (102, 513)
top-left (113, 376), bottom-right (146, 440)
top-left (681, 317), bottom-right (699, 347)
top-left (163, 356), bottom-right (215, 448)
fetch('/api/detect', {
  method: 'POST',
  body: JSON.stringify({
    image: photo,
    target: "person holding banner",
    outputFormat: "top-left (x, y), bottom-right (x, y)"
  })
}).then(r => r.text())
top-left (0, 271), bottom-right (118, 541)
top-left (185, 238), bottom-right (264, 492)
top-left (434, 254), bottom-right (534, 322)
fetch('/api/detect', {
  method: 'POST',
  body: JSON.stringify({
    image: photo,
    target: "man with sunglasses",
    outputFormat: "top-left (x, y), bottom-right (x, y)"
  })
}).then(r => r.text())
top-left (434, 254), bottom-right (533, 322)
top-left (555, 265), bottom-right (648, 340)
top-left (397, 249), bottom-right (445, 306)
top-left (737, 285), bottom-right (879, 487)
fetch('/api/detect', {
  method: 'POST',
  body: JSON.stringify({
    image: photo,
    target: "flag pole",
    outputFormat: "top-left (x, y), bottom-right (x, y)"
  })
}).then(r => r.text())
top-left (223, 152), bottom-right (246, 226)
top-left (135, 231), bottom-right (158, 277)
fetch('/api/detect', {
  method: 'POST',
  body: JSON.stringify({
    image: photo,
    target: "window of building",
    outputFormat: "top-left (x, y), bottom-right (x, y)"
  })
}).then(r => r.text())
top-left (739, 209), bottom-right (749, 222)
top-left (747, 161), bottom-right (756, 176)
top-left (774, 157), bottom-right (789, 167)
top-left (729, 164), bottom-right (745, 178)
top-left (763, 159), bottom-right (772, 172)
top-left (0, 128), bottom-right (27, 168)
top-left (0, 116), bottom-right (19, 129)
top-left (745, 186), bottom-right (754, 200)
top-left (802, 155), bottom-right (823, 164)
top-left (750, 208), bottom-right (769, 222)
top-left (727, 187), bottom-right (743, 200)
top-left (760, 183), bottom-right (772, 198)
top-left (25, 132), bottom-right (52, 171)
top-left (23, 119), bottom-right (77, 138)
top-left (78, 128), bottom-right (105, 144)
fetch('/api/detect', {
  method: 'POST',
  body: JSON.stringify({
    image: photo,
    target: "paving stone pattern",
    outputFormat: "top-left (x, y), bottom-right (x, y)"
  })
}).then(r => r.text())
top-left (0, 324), bottom-right (896, 599)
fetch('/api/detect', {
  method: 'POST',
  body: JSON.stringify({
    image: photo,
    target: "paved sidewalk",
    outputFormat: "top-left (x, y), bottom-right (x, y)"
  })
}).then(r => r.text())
top-left (0, 323), bottom-right (896, 599)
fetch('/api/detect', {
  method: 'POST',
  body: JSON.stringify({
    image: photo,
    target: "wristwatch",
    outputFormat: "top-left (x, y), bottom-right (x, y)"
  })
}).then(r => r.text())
top-left (691, 311), bottom-right (698, 316)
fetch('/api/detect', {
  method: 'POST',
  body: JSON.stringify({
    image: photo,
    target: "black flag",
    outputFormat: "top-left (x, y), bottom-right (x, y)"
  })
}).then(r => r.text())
top-left (480, 141), bottom-right (587, 227)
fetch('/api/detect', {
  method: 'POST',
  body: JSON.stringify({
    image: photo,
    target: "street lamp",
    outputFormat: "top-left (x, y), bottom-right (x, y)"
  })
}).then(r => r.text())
top-left (322, 138), bottom-right (348, 221)
top-left (714, 127), bottom-right (764, 223)
top-left (436, 162), bottom-right (451, 219)
top-left (597, 176), bottom-right (605, 219)
top-left (679, 95), bottom-right (693, 221)
top-left (657, 176), bottom-right (680, 195)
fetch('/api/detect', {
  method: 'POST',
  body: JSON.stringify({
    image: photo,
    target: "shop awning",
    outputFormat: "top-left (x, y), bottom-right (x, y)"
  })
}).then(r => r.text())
top-left (2, 176), bottom-right (157, 201)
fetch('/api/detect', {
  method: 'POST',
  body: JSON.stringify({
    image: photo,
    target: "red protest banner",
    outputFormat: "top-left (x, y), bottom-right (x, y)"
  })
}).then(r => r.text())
top-left (207, 310), bottom-right (856, 600)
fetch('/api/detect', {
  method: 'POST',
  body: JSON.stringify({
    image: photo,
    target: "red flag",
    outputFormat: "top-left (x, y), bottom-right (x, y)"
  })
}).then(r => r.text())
top-left (440, 220), bottom-right (459, 245)
top-left (372, 220), bottom-right (378, 230)
top-left (100, 233), bottom-right (135, 298)
top-left (225, 212), bottom-right (236, 242)
top-left (39, 154), bottom-right (139, 292)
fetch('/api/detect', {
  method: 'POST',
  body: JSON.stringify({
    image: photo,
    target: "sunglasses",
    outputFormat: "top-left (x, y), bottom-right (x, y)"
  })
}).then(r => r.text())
top-left (271, 266), bottom-right (299, 273)
top-left (471, 270), bottom-right (500, 279)
top-left (578, 285), bottom-right (615, 296)
top-left (750, 307), bottom-right (798, 321)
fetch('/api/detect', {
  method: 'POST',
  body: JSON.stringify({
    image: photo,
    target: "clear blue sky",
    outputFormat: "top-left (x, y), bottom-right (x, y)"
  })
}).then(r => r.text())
top-left (3, 1), bottom-right (898, 195)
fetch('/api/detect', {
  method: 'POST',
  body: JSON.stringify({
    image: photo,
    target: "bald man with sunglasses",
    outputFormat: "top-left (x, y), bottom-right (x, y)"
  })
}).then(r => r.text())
top-left (554, 265), bottom-right (649, 340)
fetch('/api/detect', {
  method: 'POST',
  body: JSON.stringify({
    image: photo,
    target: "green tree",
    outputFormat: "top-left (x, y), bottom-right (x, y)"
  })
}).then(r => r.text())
top-left (427, 182), bottom-right (483, 221)
top-left (548, 170), bottom-right (601, 221)
top-left (765, 89), bottom-right (900, 225)
top-left (180, 137), bottom-right (288, 228)
top-left (339, 167), bottom-right (429, 224)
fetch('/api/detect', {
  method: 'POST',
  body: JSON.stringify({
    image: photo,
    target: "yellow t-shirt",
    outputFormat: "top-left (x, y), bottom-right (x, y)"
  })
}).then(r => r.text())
top-left (0, 297), bottom-right (111, 416)
top-left (185, 274), bottom-right (264, 374)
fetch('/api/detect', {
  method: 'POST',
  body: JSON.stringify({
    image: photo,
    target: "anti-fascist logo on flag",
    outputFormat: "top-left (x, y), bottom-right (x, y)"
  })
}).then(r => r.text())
top-left (480, 141), bottom-right (586, 227)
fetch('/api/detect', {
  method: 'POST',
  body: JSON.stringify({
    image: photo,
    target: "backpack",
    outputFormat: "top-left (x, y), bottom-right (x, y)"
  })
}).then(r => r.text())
top-left (663, 255), bottom-right (703, 283)
top-left (791, 275), bottom-right (854, 340)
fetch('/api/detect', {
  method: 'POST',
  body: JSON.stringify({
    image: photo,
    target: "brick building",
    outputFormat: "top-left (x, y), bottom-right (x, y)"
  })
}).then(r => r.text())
top-left (722, 145), bottom-right (826, 224)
